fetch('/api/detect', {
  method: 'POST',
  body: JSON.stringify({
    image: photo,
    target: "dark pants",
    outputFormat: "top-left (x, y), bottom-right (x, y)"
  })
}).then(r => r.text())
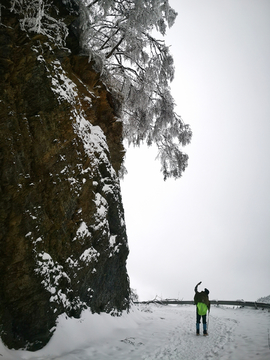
top-left (196, 310), bottom-right (207, 325)
top-left (196, 309), bottom-right (207, 332)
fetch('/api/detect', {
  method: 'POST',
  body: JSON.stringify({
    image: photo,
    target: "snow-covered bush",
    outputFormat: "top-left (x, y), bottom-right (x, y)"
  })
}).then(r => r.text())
top-left (257, 295), bottom-right (270, 304)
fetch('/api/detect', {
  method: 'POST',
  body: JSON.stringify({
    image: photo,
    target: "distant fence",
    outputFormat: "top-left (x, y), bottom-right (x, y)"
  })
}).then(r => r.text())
top-left (135, 299), bottom-right (270, 309)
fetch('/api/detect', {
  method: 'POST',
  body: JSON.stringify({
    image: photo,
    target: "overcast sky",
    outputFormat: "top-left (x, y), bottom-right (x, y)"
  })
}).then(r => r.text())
top-left (120, 0), bottom-right (270, 302)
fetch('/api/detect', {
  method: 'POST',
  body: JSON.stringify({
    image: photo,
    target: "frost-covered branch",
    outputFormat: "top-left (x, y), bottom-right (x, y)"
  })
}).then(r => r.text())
top-left (9, 0), bottom-right (68, 46)
top-left (76, 0), bottom-right (192, 179)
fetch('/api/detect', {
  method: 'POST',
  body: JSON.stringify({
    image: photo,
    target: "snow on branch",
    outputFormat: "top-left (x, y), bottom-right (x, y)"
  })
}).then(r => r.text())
top-left (78, 0), bottom-right (192, 179)
top-left (9, 0), bottom-right (68, 46)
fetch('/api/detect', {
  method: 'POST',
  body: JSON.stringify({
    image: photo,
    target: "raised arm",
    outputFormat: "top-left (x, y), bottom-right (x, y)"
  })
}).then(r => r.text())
top-left (194, 281), bottom-right (202, 293)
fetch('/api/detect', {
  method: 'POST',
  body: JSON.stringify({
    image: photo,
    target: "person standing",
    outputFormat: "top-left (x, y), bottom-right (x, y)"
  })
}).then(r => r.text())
top-left (194, 281), bottom-right (210, 335)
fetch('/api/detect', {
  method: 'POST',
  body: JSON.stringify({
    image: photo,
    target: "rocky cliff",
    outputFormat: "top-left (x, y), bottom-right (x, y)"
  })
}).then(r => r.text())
top-left (0, 0), bottom-right (130, 350)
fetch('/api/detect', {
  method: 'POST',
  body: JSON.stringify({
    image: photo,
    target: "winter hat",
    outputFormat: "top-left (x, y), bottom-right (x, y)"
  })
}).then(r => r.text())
top-left (204, 288), bottom-right (209, 295)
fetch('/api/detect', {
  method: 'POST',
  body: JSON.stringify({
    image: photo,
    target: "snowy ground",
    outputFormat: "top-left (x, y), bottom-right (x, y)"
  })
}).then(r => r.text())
top-left (1, 304), bottom-right (270, 360)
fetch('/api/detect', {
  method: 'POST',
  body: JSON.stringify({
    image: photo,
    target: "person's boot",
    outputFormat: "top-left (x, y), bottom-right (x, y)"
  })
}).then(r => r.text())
top-left (203, 323), bottom-right (208, 336)
top-left (196, 323), bottom-right (200, 335)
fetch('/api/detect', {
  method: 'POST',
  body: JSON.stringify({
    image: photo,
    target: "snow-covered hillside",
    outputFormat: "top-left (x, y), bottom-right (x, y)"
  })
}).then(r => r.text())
top-left (1, 303), bottom-right (269, 360)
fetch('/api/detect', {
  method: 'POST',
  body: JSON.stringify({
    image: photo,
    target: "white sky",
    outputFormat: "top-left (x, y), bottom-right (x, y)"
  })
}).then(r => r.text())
top-left (120, 0), bottom-right (270, 302)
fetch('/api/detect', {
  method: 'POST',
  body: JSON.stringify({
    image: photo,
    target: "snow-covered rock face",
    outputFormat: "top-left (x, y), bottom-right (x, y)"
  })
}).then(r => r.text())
top-left (0, 0), bottom-right (129, 351)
